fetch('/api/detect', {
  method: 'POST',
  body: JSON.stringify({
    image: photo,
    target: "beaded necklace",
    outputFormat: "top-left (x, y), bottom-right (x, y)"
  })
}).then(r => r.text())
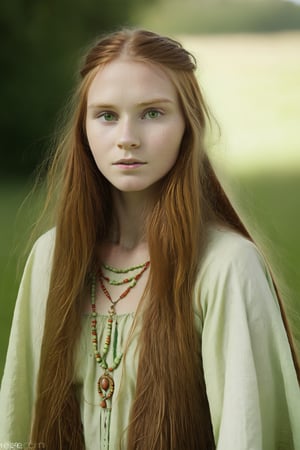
top-left (90, 260), bottom-right (150, 409)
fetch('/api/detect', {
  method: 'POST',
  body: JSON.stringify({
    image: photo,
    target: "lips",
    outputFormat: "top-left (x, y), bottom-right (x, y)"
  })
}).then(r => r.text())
top-left (113, 159), bottom-right (146, 165)
top-left (112, 159), bottom-right (147, 171)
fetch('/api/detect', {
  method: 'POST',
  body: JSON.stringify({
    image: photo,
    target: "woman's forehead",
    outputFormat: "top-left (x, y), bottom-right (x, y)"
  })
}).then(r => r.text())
top-left (86, 57), bottom-right (179, 106)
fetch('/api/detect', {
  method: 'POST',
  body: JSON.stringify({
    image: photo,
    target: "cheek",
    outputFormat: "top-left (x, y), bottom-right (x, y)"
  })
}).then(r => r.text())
top-left (85, 126), bottom-right (103, 167)
top-left (86, 119), bottom-right (105, 145)
top-left (85, 123), bottom-right (96, 152)
top-left (155, 118), bottom-right (184, 144)
top-left (153, 135), bottom-right (183, 174)
top-left (160, 124), bottom-right (184, 159)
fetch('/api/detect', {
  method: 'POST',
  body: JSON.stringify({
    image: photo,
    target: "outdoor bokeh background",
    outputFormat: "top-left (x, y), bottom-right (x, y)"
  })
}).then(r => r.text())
top-left (1, 0), bottom-right (300, 378)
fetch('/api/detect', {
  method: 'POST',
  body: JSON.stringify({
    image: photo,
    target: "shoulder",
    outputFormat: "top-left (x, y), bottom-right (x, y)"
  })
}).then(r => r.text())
top-left (204, 225), bottom-right (262, 267)
top-left (29, 227), bottom-right (56, 264)
top-left (12, 228), bottom-right (57, 329)
top-left (200, 225), bottom-right (267, 281)
top-left (22, 227), bottom-right (56, 288)
top-left (31, 227), bottom-right (56, 255)
top-left (194, 225), bottom-right (277, 318)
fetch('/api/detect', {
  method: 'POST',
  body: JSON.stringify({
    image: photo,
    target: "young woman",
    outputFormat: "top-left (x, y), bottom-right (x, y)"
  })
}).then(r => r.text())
top-left (0, 28), bottom-right (299, 450)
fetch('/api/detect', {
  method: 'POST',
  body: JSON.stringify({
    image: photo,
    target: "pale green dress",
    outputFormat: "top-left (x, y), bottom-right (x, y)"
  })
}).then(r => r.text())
top-left (0, 226), bottom-right (299, 449)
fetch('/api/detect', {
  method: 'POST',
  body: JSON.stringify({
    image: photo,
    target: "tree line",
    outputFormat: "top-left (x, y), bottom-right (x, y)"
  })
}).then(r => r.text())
top-left (0, 0), bottom-right (150, 177)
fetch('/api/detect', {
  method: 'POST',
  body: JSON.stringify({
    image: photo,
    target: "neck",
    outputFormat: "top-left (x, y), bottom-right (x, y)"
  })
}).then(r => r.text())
top-left (109, 190), bottom-right (155, 249)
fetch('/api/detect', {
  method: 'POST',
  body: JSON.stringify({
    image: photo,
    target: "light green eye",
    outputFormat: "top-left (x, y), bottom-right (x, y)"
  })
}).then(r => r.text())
top-left (144, 110), bottom-right (162, 119)
top-left (99, 112), bottom-right (117, 121)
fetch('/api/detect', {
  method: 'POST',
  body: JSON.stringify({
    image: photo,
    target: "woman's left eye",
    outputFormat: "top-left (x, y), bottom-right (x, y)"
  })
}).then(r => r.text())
top-left (97, 111), bottom-right (118, 121)
top-left (143, 109), bottom-right (162, 120)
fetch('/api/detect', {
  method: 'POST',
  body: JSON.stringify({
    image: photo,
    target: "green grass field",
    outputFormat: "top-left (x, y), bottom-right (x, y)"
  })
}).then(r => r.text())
top-left (1, 33), bottom-right (300, 377)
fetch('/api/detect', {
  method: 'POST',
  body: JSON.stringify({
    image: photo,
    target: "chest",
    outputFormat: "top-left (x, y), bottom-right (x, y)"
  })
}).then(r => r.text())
top-left (83, 269), bottom-right (150, 315)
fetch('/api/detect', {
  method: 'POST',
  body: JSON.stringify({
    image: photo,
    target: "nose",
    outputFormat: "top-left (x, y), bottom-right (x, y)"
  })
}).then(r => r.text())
top-left (117, 119), bottom-right (140, 150)
top-left (117, 141), bottom-right (140, 150)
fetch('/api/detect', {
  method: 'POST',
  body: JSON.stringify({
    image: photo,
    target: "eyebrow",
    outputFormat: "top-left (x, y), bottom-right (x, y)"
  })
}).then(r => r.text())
top-left (138, 98), bottom-right (174, 107)
top-left (87, 98), bottom-right (174, 109)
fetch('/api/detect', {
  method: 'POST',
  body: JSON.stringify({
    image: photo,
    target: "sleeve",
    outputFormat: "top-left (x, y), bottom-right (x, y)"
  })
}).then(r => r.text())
top-left (195, 229), bottom-right (300, 450)
top-left (0, 230), bottom-right (55, 447)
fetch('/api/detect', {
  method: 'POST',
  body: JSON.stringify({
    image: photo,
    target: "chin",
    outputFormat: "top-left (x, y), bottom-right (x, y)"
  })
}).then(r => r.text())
top-left (111, 182), bottom-right (159, 195)
top-left (117, 186), bottom-right (147, 193)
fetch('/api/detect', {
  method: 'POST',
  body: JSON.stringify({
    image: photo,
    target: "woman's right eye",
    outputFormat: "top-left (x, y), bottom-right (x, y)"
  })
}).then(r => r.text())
top-left (98, 111), bottom-right (118, 122)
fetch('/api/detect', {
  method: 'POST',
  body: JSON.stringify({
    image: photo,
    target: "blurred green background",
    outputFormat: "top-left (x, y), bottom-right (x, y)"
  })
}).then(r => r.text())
top-left (1, 0), bottom-right (300, 377)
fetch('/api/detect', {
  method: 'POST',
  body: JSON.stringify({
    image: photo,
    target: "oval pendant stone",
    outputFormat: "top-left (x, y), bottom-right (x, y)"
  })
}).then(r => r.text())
top-left (98, 373), bottom-right (115, 404)
top-left (101, 377), bottom-right (109, 391)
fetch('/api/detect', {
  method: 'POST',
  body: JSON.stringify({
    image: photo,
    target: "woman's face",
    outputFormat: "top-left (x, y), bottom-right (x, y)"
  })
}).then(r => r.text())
top-left (85, 57), bottom-right (185, 195)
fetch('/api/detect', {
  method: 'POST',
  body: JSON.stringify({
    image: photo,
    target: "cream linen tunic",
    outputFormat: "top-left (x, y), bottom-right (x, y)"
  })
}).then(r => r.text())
top-left (0, 226), bottom-right (299, 449)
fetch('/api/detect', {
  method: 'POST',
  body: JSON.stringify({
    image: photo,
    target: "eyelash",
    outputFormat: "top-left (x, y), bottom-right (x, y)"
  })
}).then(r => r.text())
top-left (97, 111), bottom-right (118, 121)
top-left (142, 108), bottom-right (163, 120)
top-left (96, 108), bottom-right (164, 122)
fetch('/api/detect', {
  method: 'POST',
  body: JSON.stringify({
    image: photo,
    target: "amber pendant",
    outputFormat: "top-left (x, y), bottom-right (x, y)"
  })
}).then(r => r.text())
top-left (98, 373), bottom-right (115, 408)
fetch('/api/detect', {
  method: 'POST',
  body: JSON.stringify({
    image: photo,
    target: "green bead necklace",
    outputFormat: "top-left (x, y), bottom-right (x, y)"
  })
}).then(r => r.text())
top-left (102, 261), bottom-right (148, 274)
top-left (91, 260), bottom-right (150, 409)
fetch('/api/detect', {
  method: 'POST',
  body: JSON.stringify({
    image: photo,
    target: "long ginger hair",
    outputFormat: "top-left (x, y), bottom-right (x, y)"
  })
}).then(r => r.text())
top-left (30, 28), bottom-right (300, 449)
